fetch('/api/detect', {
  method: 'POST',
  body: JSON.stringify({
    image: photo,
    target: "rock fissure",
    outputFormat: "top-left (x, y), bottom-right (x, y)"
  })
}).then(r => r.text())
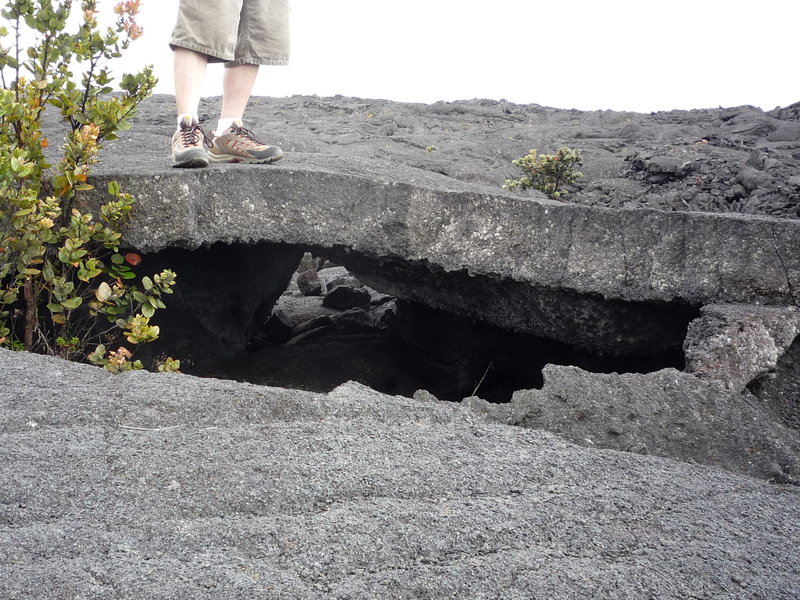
top-left (187, 248), bottom-right (696, 403)
top-left (771, 223), bottom-right (798, 306)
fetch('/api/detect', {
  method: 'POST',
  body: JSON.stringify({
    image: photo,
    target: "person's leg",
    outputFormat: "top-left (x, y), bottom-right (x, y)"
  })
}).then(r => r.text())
top-left (174, 47), bottom-right (209, 119)
top-left (170, 48), bottom-right (211, 167)
top-left (207, 0), bottom-right (287, 163)
top-left (169, 0), bottom-right (243, 166)
top-left (170, 0), bottom-right (240, 119)
top-left (219, 64), bottom-right (259, 122)
top-left (210, 54), bottom-right (283, 164)
top-left (217, 0), bottom-right (289, 124)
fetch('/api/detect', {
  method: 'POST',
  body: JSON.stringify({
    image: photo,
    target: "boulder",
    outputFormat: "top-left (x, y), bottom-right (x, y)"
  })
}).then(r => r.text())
top-left (322, 284), bottom-right (371, 311)
top-left (295, 268), bottom-right (323, 296)
top-left (750, 336), bottom-right (800, 430)
top-left (290, 314), bottom-right (337, 338)
top-left (323, 269), bottom-right (363, 292)
top-left (501, 365), bottom-right (800, 485)
top-left (684, 303), bottom-right (800, 390)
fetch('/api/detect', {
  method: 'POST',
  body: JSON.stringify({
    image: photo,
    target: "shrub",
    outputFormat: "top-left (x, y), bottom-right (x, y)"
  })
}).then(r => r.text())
top-left (0, 0), bottom-right (178, 372)
top-left (504, 147), bottom-right (583, 199)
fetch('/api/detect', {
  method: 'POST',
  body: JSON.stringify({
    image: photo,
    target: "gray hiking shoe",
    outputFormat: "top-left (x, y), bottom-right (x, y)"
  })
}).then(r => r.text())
top-left (171, 115), bottom-right (210, 168)
top-left (209, 120), bottom-right (283, 164)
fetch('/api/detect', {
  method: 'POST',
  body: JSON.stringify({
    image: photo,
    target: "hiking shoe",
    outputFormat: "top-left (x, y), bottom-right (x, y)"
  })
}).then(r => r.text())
top-left (171, 115), bottom-right (210, 168)
top-left (209, 121), bottom-right (284, 164)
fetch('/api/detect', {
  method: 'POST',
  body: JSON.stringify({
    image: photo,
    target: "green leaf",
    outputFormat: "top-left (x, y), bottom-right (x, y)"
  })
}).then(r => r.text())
top-left (141, 303), bottom-right (155, 318)
top-left (51, 175), bottom-right (68, 190)
top-left (42, 261), bottom-right (55, 282)
top-left (61, 296), bottom-right (83, 310)
top-left (107, 181), bottom-right (120, 196)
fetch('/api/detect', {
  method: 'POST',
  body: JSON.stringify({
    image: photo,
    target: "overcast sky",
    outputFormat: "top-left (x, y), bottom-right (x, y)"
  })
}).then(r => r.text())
top-left (123, 0), bottom-right (797, 113)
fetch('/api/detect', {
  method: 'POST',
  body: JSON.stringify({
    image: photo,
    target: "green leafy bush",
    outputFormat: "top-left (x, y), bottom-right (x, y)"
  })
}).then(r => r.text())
top-left (504, 147), bottom-right (584, 199)
top-left (0, 0), bottom-right (177, 371)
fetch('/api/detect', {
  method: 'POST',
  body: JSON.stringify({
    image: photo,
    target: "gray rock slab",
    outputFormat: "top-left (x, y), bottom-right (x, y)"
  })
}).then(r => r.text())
top-left (116, 95), bottom-right (800, 219)
top-left (70, 96), bottom-right (800, 357)
top-left (504, 365), bottom-right (800, 485)
top-left (2, 348), bottom-right (800, 599)
top-left (83, 151), bottom-right (800, 310)
top-left (80, 96), bottom-right (800, 315)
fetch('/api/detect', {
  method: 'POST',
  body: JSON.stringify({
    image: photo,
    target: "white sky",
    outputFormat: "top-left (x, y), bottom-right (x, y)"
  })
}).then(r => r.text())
top-left (120, 0), bottom-right (797, 113)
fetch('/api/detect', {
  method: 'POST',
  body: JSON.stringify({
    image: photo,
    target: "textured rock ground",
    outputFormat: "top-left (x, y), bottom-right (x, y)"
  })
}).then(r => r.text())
top-left (2, 349), bottom-right (800, 599)
top-left (134, 95), bottom-right (800, 219)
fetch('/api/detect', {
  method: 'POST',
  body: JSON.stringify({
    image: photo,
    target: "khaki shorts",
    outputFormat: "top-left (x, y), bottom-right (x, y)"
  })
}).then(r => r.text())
top-left (170, 0), bottom-right (290, 66)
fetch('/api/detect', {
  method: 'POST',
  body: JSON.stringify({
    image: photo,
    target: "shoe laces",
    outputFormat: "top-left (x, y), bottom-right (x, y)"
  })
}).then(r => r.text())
top-left (180, 123), bottom-right (212, 148)
top-left (229, 125), bottom-right (264, 147)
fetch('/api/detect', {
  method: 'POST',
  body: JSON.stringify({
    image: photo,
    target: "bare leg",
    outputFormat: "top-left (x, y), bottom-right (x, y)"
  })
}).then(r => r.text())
top-left (209, 63), bottom-right (282, 163)
top-left (174, 47), bottom-right (208, 117)
top-left (220, 64), bottom-right (260, 119)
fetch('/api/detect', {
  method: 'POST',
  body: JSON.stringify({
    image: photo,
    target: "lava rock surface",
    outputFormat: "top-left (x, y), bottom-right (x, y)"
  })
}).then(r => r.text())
top-left (135, 94), bottom-right (800, 218)
top-left (2, 349), bottom-right (799, 599)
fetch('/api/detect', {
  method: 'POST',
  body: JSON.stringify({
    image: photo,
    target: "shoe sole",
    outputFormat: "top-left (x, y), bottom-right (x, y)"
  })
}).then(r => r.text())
top-left (172, 148), bottom-right (209, 168)
top-left (208, 151), bottom-right (284, 164)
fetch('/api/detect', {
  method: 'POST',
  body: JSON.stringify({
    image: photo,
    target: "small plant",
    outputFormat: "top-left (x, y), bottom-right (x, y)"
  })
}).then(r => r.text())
top-left (86, 343), bottom-right (141, 373)
top-left (0, 0), bottom-right (178, 372)
top-left (504, 147), bottom-right (584, 199)
top-left (157, 356), bottom-right (180, 373)
top-left (55, 334), bottom-right (80, 358)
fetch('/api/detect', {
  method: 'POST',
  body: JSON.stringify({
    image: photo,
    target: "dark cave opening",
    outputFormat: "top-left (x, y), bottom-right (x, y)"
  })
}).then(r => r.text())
top-left (204, 251), bottom-right (694, 404)
top-left (139, 243), bottom-right (697, 404)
